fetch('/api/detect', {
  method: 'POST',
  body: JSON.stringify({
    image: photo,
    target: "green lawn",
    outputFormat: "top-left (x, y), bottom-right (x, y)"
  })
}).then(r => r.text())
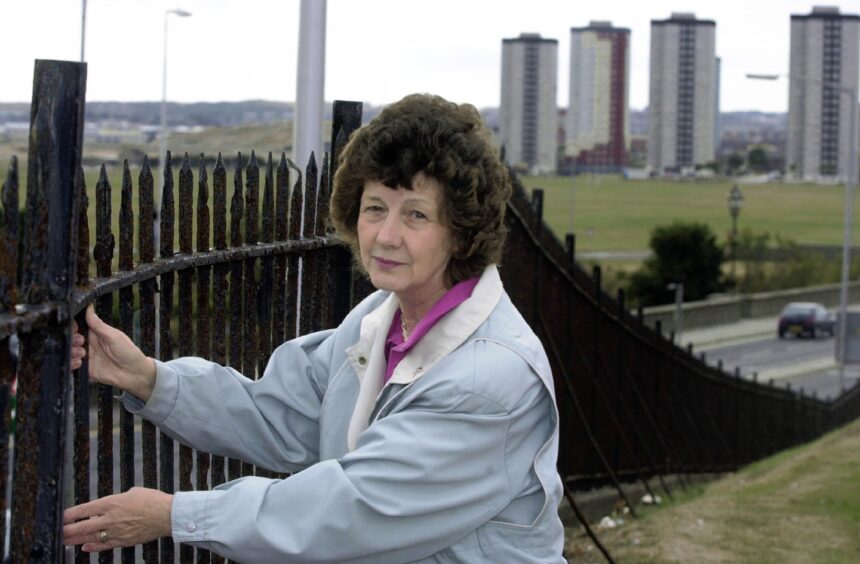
top-left (520, 175), bottom-right (860, 254)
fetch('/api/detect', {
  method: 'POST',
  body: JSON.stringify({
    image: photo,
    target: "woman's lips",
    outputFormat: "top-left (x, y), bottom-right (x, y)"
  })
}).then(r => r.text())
top-left (373, 257), bottom-right (403, 269)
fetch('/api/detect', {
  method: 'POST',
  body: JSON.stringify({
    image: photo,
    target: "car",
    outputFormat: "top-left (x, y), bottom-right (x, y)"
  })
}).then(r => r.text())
top-left (777, 302), bottom-right (836, 339)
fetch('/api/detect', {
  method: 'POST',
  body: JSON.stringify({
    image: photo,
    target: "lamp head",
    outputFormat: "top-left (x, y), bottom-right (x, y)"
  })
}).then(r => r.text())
top-left (728, 185), bottom-right (744, 215)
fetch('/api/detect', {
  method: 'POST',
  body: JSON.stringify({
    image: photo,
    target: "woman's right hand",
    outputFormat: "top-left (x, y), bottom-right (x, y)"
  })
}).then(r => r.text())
top-left (72, 304), bottom-right (157, 402)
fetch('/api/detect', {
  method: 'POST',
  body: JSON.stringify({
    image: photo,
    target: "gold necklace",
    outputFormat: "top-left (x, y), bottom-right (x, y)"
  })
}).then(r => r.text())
top-left (400, 312), bottom-right (409, 340)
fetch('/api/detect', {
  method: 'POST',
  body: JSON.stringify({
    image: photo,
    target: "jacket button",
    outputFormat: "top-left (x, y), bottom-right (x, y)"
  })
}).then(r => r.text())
top-left (186, 521), bottom-right (197, 533)
top-left (358, 356), bottom-right (367, 366)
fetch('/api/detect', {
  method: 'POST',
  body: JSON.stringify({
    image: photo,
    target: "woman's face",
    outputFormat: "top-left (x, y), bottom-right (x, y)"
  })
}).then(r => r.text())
top-left (357, 173), bottom-right (453, 307)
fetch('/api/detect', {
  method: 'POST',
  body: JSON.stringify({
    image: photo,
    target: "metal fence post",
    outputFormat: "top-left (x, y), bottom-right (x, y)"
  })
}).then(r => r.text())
top-left (10, 59), bottom-right (86, 562)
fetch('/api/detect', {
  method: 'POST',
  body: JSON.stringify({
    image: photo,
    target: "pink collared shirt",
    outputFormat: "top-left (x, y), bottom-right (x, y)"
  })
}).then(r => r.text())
top-left (383, 277), bottom-right (480, 385)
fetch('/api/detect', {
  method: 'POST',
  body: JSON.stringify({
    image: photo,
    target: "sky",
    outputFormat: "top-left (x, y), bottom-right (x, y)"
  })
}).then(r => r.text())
top-left (2, 0), bottom-right (859, 112)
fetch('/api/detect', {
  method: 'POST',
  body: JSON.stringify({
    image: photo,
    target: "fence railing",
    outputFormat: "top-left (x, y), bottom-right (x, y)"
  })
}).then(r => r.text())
top-left (2, 60), bottom-right (859, 562)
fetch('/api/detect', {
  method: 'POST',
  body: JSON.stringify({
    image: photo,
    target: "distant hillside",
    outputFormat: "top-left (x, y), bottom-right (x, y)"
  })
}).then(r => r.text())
top-left (628, 108), bottom-right (786, 136)
top-left (0, 100), bottom-right (360, 127)
top-left (1, 101), bottom-right (784, 134)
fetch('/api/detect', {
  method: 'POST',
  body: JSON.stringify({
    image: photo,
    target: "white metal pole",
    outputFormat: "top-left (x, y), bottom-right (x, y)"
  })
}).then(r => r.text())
top-left (293, 0), bottom-right (327, 336)
top-left (293, 0), bottom-right (327, 188)
top-left (80, 0), bottom-right (87, 62)
top-left (838, 86), bottom-right (858, 393)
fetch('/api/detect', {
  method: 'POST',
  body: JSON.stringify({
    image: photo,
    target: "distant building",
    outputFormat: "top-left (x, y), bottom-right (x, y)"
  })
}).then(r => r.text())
top-left (500, 33), bottom-right (558, 174)
top-left (787, 5), bottom-right (860, 181)
top-left (647, 13), bottom-right (718, 174)
top-left (567, 21), bottom-right (630, 173)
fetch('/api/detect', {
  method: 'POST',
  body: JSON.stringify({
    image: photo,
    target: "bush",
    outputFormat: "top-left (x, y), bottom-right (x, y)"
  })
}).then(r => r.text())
top-left (734, 229), bottom-right (860, 292)
top-left (628, 222), bottom-right (727, 307)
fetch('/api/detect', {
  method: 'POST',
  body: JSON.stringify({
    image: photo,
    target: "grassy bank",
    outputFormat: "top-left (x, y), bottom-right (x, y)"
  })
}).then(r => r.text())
top-left (565, 416), bottom-right (860, 563)
top-left (520, 175), bottom-right (860, 254)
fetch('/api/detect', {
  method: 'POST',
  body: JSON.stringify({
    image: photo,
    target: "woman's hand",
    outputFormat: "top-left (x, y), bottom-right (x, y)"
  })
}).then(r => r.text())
top-left (63, 487), bottom-right (173, 552)
top-left (72, 304), bottom-right (157, 402)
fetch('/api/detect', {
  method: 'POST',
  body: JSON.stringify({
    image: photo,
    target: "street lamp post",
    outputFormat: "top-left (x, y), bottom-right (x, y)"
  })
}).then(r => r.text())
top-left (157, 8), bottom-right (192, 226)
top-left (747, 73), bottom-right (858, 392)
top-left (667, 282), bottom-right (684, 344)
top-left (837, 86), bottom-right (858, 393)
top-left (727, 184), bottom-right (744, 281)
top-left (154, 8), bottom-right (191, 358)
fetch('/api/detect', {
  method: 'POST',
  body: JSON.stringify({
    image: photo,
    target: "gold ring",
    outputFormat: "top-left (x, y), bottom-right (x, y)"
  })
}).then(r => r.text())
top-left (99, 529), bottom-right (108, 543)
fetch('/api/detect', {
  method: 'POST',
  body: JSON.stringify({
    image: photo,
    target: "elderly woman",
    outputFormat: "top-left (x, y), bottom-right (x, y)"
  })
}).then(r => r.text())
top-left (64, 94), bottom-right (564, 562)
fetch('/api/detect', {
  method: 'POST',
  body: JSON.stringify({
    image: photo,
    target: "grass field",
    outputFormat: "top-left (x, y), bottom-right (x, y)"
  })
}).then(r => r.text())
top-left (519, 174), bottom-right (860, 254)
top-left (565, 416), bottom-right (860, 562)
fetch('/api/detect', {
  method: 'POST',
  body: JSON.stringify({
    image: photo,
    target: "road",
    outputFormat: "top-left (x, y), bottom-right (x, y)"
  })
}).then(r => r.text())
top-left (704, 334), bottom-right (860, 400)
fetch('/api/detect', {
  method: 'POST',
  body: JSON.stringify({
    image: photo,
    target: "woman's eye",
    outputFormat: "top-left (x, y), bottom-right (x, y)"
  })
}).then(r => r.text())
top-left (410, 210), bottom-right (428, 220)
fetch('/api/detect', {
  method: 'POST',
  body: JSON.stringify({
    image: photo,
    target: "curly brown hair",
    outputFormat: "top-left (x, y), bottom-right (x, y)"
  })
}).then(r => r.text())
top-left (330, 93), bottom-right (512, 286)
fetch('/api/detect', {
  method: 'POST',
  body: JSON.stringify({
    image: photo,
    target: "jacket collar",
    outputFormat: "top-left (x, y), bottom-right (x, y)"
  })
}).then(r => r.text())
top-left (345, 265), bottom-right (504, 450)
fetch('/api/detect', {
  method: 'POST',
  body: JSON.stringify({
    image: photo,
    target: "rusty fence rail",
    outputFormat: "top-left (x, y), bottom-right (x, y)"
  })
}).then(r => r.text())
top-left (1, 59), bottom-right (860, 562)
top-left (503, 179), bottom-right (860, 497)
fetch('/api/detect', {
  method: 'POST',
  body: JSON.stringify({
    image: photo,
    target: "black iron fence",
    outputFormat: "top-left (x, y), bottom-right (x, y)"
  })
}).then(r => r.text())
top-left (1, 60), bottom-right (859, 562)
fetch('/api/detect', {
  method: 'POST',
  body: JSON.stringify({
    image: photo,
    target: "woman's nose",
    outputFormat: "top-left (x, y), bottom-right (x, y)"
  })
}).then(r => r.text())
top-left (376, 215), bottom-right (402, 246)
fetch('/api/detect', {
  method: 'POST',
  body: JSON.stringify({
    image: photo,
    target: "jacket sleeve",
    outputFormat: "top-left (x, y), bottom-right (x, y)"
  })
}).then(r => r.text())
top-left (168, 347), bottom-right (554, 563)
top-left (123, 328), bottom-right (338, 472)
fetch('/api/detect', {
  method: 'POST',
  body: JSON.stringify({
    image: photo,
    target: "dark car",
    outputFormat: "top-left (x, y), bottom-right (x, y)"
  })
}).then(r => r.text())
top-left (777, 302), bottom-right (836, 339)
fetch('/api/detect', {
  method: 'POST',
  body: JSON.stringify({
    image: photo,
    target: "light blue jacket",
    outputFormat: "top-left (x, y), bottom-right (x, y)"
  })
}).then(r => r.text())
top-left (125, 265), bottom-right (564, 562)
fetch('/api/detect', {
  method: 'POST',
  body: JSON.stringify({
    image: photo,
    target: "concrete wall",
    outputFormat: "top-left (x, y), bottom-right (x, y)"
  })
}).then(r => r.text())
top-left (642, 281), bottom-right (860, 330)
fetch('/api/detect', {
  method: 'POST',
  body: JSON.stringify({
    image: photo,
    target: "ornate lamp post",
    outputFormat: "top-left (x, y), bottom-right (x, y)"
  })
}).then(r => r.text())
top-left (727, 184), bottom-right (744, 280)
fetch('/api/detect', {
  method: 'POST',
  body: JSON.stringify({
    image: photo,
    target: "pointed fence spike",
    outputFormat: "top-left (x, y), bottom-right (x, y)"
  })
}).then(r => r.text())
top-left (94, 164), bottom-right (114, 278)
top-left (317, 152), bottom-right (331, 235)
top-left (213, 152), bottom-right (227, 251)
top-left (179, 152), bottom-right (194, 254)
top-left (261, 152), bottom-right (275, 243)
top-left (119, 159), bottom-right (134, 271)
top-left (287, 158), bottom-right (304, 240)
top-left (230, 153), bottom-right (244, 247)
top-left (138, 155), bottom-right (155, 264)
top-left (197, 153), bottom-right (210, 253)
top-left (275, 152), bottom-right (290, 242)
top-left (160, 150), bottom-right (175, 258)
top-left (74, 166), bottom-right (89, 286)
